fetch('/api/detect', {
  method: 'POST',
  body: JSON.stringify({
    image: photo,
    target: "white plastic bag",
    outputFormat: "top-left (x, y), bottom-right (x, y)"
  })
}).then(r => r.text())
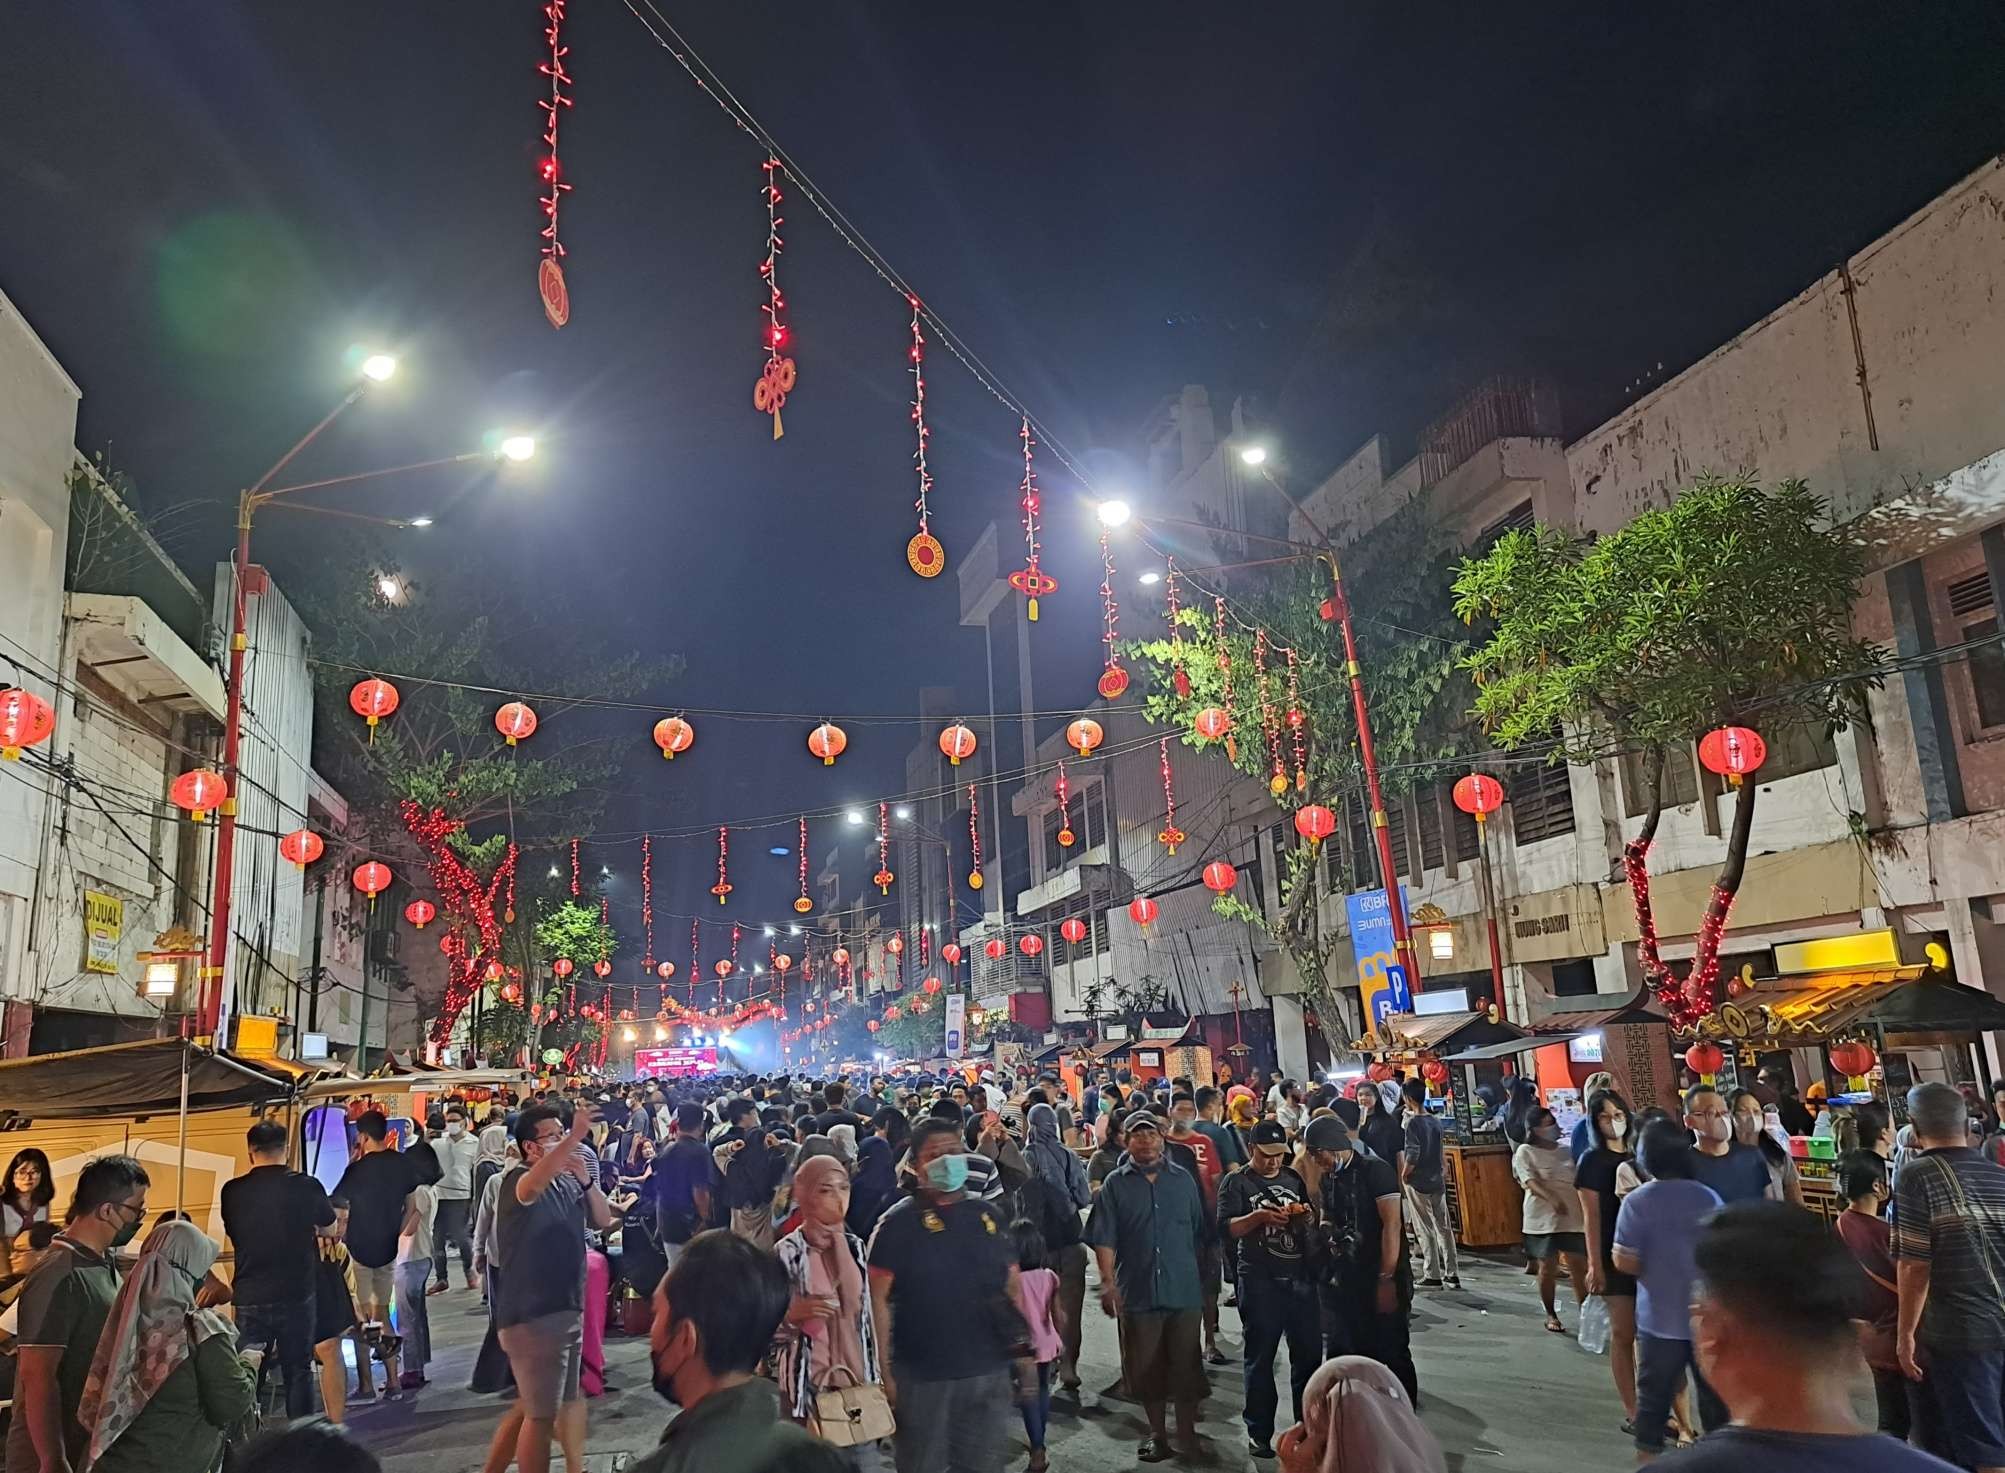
top-left (1577, 1293), bottom-right (1611, 1355)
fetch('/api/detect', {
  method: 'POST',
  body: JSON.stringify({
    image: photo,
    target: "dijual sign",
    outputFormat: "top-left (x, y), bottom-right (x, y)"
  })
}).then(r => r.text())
top-left (1346, 886), bottom-right (1411, 1028)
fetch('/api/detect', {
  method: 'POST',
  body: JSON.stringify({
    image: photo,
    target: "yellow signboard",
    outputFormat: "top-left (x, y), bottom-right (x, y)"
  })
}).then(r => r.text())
top-left (83, 890), bottom-right (124, 974)
top-left (1773, 929), bottom-right (1900, 976)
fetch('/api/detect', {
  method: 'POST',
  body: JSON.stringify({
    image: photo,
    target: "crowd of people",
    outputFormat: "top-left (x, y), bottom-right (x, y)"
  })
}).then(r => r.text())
top-left (0, 1056), bottom-right (1998, 1472)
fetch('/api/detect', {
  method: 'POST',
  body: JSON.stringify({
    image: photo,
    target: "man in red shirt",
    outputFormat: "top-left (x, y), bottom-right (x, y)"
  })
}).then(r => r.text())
top-left (1169, 1092), bottom-right (1226, 1364)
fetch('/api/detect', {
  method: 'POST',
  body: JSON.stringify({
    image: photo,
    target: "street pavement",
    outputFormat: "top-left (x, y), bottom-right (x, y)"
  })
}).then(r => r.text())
top-left (346, 1253), bottom-right (1648, 1472)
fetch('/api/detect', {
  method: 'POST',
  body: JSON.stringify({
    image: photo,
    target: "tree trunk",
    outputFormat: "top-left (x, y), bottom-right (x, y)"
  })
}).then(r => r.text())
top-left (1683, 775), bottom-right (1760, 1014)
top-left (1624, 746), bottom-right (1669, 986)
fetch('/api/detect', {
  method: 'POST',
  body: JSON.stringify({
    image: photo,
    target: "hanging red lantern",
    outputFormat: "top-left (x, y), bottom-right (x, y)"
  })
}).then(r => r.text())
top-left (885, 1005), bottom-right (902, 1022)
top-left (1019, 933), bottom-right (1045, 957)
top-left (1129, 896), bottom-right (1159, 927)
top-left (922, 975), bottom-right (942, 994)
top-left (348, 678), bottom-right (399, 741)
top-left (170, 768), bottom-right (227, 822)
top-left (1060, 917), bottom-right (1088, 944)
top-left (941, 942), bottom-right (962, 966)
top-left (867, 1019), bottom-right (880, 1033)
top-left (831, 947), bottom-right (850, 967)
top-left (807, 722), bottom-right (848, 766)
top-left (403, 898), bottom-right (437, 930)
top-left (984, 938), bottom-right (1006, 960)
top-left (278, 829), bottom-right (324, 870)
top-left (0, 688), bottom-right (56, 760)
top-left (594, 959), bottom-right (612, 978)
top-left (1420, 1058), bottom-right (1450, 1086)
top-left (714, 958), bottom-right (733, 978)
top-left (1684, 1041), bottom-right (1725, 1076)
top-left (1294, 805), bottom-right (1337, 847)
top-left (653, 715), bottom-right (694, 760)
top-left (1366, 1061), bottom-right (1395, 1084)
top-left (1698, 726), bottom-right (1767, 783)
top-left (1065, 717), bottom-right (1104, 756)
top-left (1193, 707), bottom-right (1231, 744)
top-left (939, 723), bottom-right (978, 767)
top-left (484, 960), bottom-right (505, 983)
top-left (656, 960), bottom-right (676, 979)
top-left (774, 953), bottom-right (793, 973)
top-left (1828, 1040), bottom-right (1878, 1077)
top-left (501, 981), bottom-right (523, 1005)
top-left (494, 701), bottom-right (538, 745)
top-left (351, 860), bottom-right (392, 907)
top-left (1452, 774), bottom-right (1505, 821)
top-left (885, 935), bottom-right (904, 955)
top-left (552, 957), bottom-right (575, 977)
top-left (1202, 860), bottom-right (1239, 894)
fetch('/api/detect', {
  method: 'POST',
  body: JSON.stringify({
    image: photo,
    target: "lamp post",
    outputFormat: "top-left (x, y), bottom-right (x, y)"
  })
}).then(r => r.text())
top-left (198, 356), bottom-right (535, 1037)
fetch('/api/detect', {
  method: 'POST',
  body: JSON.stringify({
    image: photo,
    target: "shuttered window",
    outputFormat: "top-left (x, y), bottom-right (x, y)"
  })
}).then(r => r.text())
top-left (1510, 760), bottom-right (1576, 845)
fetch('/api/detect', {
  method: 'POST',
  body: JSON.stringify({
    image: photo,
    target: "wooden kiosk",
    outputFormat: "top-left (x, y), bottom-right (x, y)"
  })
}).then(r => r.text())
top-left (1378, 1009), bottom-right (1528, 1249)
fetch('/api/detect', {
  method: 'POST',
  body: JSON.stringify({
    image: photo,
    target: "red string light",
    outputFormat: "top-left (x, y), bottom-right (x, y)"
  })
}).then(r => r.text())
top-left (1286, 648), bottom-right (1308, 794)
top-left (570, 836), bottom-right (580, 898)
top-left (1006, 417), bottom-right (1056, 620)
top-left (1255, 630), bottom-right (1286, 796)
top-left (727, 923), bottom-right (741, 1006)
top-left (400, 801), bottom-right (517, 1043)
top-left (753, 159), bottom-right (798, 438)
top-left (873, 801), bottom-right (895, 895)
top-left (1097, 530), bottom-right (1127, 699)
top-left (1166, 559), bottom-right (1191, 699)
top-left (795, 814), bottom-right (812, 913)
top-left (904, 296), bottom-right (944, 577)
top-left (711, 826), bottom-right (732, 904)
top-left (1158, 736), bottom-right (1185, 854)
top-left (535, 0), bottom-right (574, 328)
top-left (504, 862), bottom-right (517, 925)
top-left (1624, 839), bottom-right (1734, 1028)
top-left (1055, 760), bottom-right (1074, 847)
top-left (689, 918), bottom-right (700, 1007)
top-left (967, 781), bottom-right (984, 892)
top-left (640, 835), bottom-right (654, 969)
top-left (1212, 596), bottom-right (1240, 761)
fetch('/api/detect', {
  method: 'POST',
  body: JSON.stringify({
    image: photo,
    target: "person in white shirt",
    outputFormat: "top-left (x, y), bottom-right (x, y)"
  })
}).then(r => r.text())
top-left (396, 1142), bottom-right (443, 1389)
top-left (432, 1104), bottom-right (482, 1293)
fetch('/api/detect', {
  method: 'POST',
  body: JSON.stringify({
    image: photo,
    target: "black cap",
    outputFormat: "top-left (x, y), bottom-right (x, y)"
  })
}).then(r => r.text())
top-left (1304, 1116), bottom-right (1352, 1153)
top-left (1250, 1120), bottom-right (1289, 1150)
top-left (1124, 1110), bottom-right (1163, 1135)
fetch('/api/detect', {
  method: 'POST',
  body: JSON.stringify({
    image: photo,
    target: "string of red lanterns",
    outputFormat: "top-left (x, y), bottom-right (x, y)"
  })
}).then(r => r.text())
top-left (711, 826), bottom-right (732, 904)
top-left (1286, 649), bottom-right (1308, 794)
top-left (904, 295), bottom-right (943, 577)
top-left (967, 782), bottom-right (984, 891)
top-left (535, 0), bottom-right (574, 328)
top-left (1097, 530), bottom-right (1127, 699)
top-left (794, 815), bottom-right (814, 913)
top-left (640, 834), bottom-right (654, 968)
top-left (1211, 596), bottom-right (1239, 759)
top-left (1255, 630), bottom-right (1286, 797)
top-left (1007, 417), bottom-right (1055, 620)
top-left (752, 158), bottom-right (798, 438)
top-left (570, 836), bottom-right (581, 898)
top-left (1165, 559), bottom-right (1191, 699)
top-left (1158, 737), bottom-right (1185, 854)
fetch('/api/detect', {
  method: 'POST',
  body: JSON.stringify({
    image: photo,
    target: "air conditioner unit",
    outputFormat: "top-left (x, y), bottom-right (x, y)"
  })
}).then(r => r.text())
top-left (369, 928), bottom-right (400, 966)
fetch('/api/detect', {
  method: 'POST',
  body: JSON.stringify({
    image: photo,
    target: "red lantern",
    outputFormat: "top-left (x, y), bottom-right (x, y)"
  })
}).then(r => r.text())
top-left (867, 1019), bottom-right (880, 1033)
top-left (1019, 933), bottom-right (1045, 957)
top-left (553, 957), bottom-right (575, 977)
top-left (832, 947), bottom-right (850, 967)
top-left (922, 975), bottom-right (942, 994)
top-left (984, 938), bottom-right (1006, 961)
top-left (939, 723), bottom-right (977, 766)
top-left (885, 935), bottom-right (904, 955)
top-left (1366, 1062), bottom-right (1394, 1084)
top-left (348, 678), bottom-right (399, 739)
top-left (941, 942), bottom-right (962, 966)
top-left (1193, 707), bottom-right (1231, 743)
top-left (1129, 896), bottom-right (1159, 927)
top-left (1060, 917), bottom-right (1088, 944)
top-left (1293, 805), bottom-right (1337, 847)
top-left (594, 959), bottom-right (611, 979)
top-left (1828, 1040), bottom-right (1878, 1077)
top-left (0, 688), bottom-right (56, 760)
top-left (885, 1006), bottom-right (902, 1022)
top-left (485, 960), bottom-right (506, 983)
top-left (1421, 1058), bottom-right (1450, 1086)
top-left (495, 701), bottom-right (538, 745)
top-left (656, 961), bottom-right (676, 979)
top-left (653, 716), bottom-right (694, 760)
top-left (1698, 726), bottom-right (1767, 782)
top-left (351, 860), bottom-right (392, 907)
top-left (1684, 1041), bottom-right (1725, 1076)
top-left (403, 898), bottom-right (436, 930)
top-left (501, 981), bottom-right (523, 1005)
top-left (714, 959), bottom-right (734, 979)
top-left (774, 953), bottom-right (793, 973)
top-left (170, 768), bottom-right (227, 822)
top-left (794, 895), bottom-right (814, 914)
top-left (1452, 774), bottom-right (1505, 820)
top-left (1202, 860), bottom-right (1238, 894)
top-left (808, 722), bottom-right (848, 766)
top-left (1065, 718), bottom-right (1104, 756)
top-left (1097, 666), bottom-right (1130, 701)
top-left (278, 829), bottom-right (324, 870)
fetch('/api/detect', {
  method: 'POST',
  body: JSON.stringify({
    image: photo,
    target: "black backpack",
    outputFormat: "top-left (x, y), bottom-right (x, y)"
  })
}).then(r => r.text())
top-left (1018, 1168), bottom-right (1082, 1250)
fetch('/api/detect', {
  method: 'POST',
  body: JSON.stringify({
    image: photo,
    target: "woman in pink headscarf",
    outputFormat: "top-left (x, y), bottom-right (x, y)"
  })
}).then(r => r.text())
top-left (1277, 1356), bottom-right (1445, 1473)
top-left (773, 1154), bottom-right (885, 1465)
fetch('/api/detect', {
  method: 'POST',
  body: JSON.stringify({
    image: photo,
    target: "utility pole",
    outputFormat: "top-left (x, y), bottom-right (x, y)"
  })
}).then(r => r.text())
top-left (304, 871), bottom-right (327, 1036)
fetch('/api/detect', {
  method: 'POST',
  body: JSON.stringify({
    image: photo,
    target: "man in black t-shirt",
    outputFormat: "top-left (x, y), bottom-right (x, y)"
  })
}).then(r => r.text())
top-left (1220, 1120), bottom-right (1319, 1459)
top-left (332, 1109), bottom-right (417, 1398)
top-left (1304, 1115), bottom-right (1418, 1406)
top-left (810, 1081), bottom-right (863, 1137)
top-left (650, 1102), bottom-right (714, 1265)
top-left (223, 1119), bottom-right (334, 1418)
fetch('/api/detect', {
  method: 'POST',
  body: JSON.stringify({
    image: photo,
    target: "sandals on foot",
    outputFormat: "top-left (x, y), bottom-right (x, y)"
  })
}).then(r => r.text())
top-left (1137, 1438), bottom-right (1174, 1463)
top-left (1544, 1314), bottom-right (1566, 1333)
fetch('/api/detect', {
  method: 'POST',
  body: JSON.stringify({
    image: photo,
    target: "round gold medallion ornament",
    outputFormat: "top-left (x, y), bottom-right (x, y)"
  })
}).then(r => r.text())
top-left (907, 532), bottom-right (945, 578)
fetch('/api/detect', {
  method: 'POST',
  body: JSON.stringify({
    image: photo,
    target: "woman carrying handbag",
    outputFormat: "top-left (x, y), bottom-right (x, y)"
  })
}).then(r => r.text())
top-left (774, 1156), bottom-right (892, 1471)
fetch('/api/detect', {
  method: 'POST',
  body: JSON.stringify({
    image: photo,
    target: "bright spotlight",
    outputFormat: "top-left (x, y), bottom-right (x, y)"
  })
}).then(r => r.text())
top-left (1096, 499), bottom-right (1132, 528)
top-left (894, 805), bottom-right (912, 821)
top-left (360, 353), bottom-right (398, 383)
top-left (407, 516), bottom-right (434, 529)
top-left (1138, 571), bottom-right (1162, 586)
top-left (763, 926), bottom-right (776, 938)
top-left (376, 575), bottom-right (403, 600)
top-left (499, 435), bottom-right (537, 462)
top-left (845, 808), bottom-right (866, 826)
top-left (1239, 445), bottom-right (1268, 466)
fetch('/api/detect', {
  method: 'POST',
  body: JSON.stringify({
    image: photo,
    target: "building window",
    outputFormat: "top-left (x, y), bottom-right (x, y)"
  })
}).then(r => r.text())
top-left (1414, 789), bottom-right (1445, 871)
top-left (1966, 617), bottom-right (2005, 729)
top-left (1756, 720), bottom-right (1838, 781)
top-left (1620, 745), bottom-right (1700, 817)
top-left (1451, 802), bottom-right (1480, 866)
top-left (1477, 499), bottom-right (1536, 554)
top-left (1510, 760), bottom-right (1576, 845)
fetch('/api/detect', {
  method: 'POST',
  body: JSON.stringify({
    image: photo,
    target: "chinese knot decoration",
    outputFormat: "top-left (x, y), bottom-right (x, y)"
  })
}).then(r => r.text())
top-left (794, 815), bottom-right (814, 913)
top-left (1158, 737), bottom-right (1185, 854)
top-left (1165, 559), bottom-right (1191, 699)
top-left (873, 802), bottom-right (895, 894)
top-left (1097, 530), bottom-right (1128, 699)
top-left (753, 158), bottom-right (797, 438)
top-left (1006, 416), bottom-right (1056, 619)
top-left (535, 0), bottom-right (573, 328)
top-left (710, 826), bottom-right (733, 904)
top-left (904, 295), bottom-right (944, 577)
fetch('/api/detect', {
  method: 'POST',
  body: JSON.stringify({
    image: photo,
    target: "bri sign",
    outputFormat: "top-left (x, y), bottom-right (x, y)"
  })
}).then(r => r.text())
top-left (1346, 887), bottom-right (1411, 1028)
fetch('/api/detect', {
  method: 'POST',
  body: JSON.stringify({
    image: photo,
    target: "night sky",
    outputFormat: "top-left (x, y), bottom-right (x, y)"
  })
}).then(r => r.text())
top-left (7, 3), bottom-right (2004, 929)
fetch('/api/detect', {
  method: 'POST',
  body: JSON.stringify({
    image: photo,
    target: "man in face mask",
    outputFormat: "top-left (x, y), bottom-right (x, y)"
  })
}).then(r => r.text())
top-left (5, 1154), bottom-right (149, 1473)
top-left (866, 1119), bottom-right (1020, 1473)
top-left (1303, 1115), bottom-right (1419, 1406)
top-left (627, 1231), bottom-right (844, 1473)
top-left (1684, 1086), bottom-right (1772, 1205)
top-left (432, 1104), bottom-right (481, 1294)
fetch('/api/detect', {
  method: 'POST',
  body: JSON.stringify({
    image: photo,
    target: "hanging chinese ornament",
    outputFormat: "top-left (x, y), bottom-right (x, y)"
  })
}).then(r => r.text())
top-left (984, 937), bottom-right (1006, 961)
top-left (1006, 417), bottom-right (1056, 620)
top-left (640, 834), bottom-right (654, 968)
top-left (1255, 630), bottom-right (1286, 796)
top-left (1129, 895), bottom-right (1159, 928)
top-left (752, 158), bottom-right (797, 438)
top-left (1294, 804), bottom-right (1337, 848)
top-left (593, 959), bottom-right (611, 979)
top-left (553, 956), bottom-right (574, 978)
top-left (1286, 648), bottom-right (1308, 793)
top-left (872, 802), bottom-right (895, 894)
top-left (1019, 933), bottom-right (1045, 957)
top-left (0, 688), bottom-right (55, 760)
top-left (941, 941), bottom-right (962, 973)
top-left (652, 715), bottom-right (694, 760)
top-left (569, 836), bottom-right (581, 898)
top-left (535, 0), bottom-right (573, 327)
top-left (495, 701), bottom-right (538, 746)
top-left (279, 829), bottom-right (324, 871)
top-left (1165, 559), bottom-right (1191, 699)
top-left (1060, 917), bottom-right (1087, 945)
top-left (403, 898), bottom-right (436, 930)
top-left (1211, 596), bottom-right (1240, 760)
top-left (967, 782), bottom-right (985, 890)
top-left (352, 860), bottom-right (392, 908)
top-left (939, 722), bottom-right (977, 767)
top-left (1065, 717), bottom-right (1103, 756)
top-left (808, 721), bottom-right (847, 766)
top-left (1097, 530), bottom-right (1128, 699)
top-left (1202, 860), bottom-right (1239, 894)
top-left (1158, 738), bottom-right (1185, 854)
top-left (348, 678), bottom-right (399, 742)
top-left (1698, 726), bottom-right (1768, 786)
top-left (710, 826), bottom-right (733, 904)
top-left (1054, 761), bottom-right (1074, 847)
top-left (170, 769), bottom-right (227, 822)
top-left (904, 296), bottom-right (945, 576)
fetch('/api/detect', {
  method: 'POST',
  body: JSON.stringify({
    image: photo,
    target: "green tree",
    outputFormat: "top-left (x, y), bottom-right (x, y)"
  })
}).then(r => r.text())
top-left (1126, 497), bottom-right (1473, 1036)
top-left (1451, 477), bottom-right (1886, 1022)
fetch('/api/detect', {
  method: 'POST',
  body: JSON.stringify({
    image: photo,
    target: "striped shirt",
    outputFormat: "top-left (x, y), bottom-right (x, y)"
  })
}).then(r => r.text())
top-left (1892, 1146), bottom-right (2005, 1349)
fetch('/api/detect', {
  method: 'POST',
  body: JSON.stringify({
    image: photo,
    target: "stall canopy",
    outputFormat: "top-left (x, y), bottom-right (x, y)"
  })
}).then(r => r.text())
top-left (1441, 1032), bottom-right (1588, 1064)
top-left (1378, 1010), bottom-right (1525, 1055)
top-left (1744, 970), bottom-right (2005, 1040)
top-left (0, 1039), bottom-right (298, 1122)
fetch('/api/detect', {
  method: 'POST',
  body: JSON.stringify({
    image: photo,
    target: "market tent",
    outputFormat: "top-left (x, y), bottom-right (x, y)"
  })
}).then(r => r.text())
top-left (1440, 1032), bottom-right (1588, 1064)
top-left (1378, 1010), bottom-right (1525, 1055)
top-left (0, 1039), bottom-right (296, 1122)
top-left (1752, 970), bottom-right (2005, 1038)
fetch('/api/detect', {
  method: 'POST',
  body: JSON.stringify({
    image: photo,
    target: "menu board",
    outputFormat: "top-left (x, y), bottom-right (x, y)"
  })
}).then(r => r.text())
top-left (633, 1046), bottom-right (719, 1078)
top-left (1449, 1082), bottom-right (1476, 1144)
top-left (1882, 1055), bottom-right (1916, 1125)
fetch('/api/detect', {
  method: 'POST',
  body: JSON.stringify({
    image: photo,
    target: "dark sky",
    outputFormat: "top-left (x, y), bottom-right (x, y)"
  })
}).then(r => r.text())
top-left (7, 2), bottom-right (2004, 930)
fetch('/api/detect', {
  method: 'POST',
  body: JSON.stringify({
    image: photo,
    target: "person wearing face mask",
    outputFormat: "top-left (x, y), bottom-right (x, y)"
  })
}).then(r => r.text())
top-left (1399, 1079), bottom-right (1458, 1291)
top-left (221, 1119), bottom-right (335, 1420)
top-left (1302, 1115), bottom-right (1418, 1406)
top-left (1575, 1088), bottom-right (1640, 1433)
top-left (1682, 1085), bottom-right (1772, 1206)
top-left (1353, 1084), bottom-right (1406, 1184)
top-left (1570, 1072), bottom-right (1618, 1163)
top-left (1728, 1088), bottom-right (1804, 1207)
top-left (865, 1119), bottom-right (1021, 1473)
top-left (431, 1105), bottom-right (481, 1295)
top-left (627, 1230), bottom-right (846, 1473)
top-left (1832, 1150), bottom-right (1907, 1440)
top-left (5, 1154), bottom-right (150, 1473)
top-left (1512, 1107), bottom-right (1588, 1334)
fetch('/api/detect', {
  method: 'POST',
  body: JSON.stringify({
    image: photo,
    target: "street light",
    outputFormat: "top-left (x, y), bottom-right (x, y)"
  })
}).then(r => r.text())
top-left (1095, 499), bottom-right (1132, 528)
top-left (1138, 570), bottom-right (1162, 586)
top-left (1238, 444), bottom-right (1268, 466)
top-left (500, 435), bottom-right (537, 462)
top-left (845, 808), bottom-right (866, 826)
top-left (361, 353), bottom-right (398, 383)
top-left (894, 805), bottom-right (912, 820)
top-left (376, 575), bottom-right (404, 601)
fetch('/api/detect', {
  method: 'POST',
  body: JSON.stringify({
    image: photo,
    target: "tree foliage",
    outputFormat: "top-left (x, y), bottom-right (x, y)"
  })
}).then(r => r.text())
top-left (532, 899), bottom-right (616, 969)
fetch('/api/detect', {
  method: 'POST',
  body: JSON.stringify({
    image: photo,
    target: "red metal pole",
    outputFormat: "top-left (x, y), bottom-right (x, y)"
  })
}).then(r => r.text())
top-left (1476, 818), bottom-right (1507, 1019)
top-left (199, 504), bottom-right (253, 1037)
top-left (1323, 557), bottom-right (1416, 1015)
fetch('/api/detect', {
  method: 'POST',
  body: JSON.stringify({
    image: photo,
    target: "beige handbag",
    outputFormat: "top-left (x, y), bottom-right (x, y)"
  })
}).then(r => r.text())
top-left (809, 1366), bottom-right (895, 1447)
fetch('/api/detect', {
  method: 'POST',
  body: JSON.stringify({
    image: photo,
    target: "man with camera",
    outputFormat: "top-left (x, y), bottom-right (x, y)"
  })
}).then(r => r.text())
top-left (1219, 1120), bottom-right (1319, 1459)
top-left (1302, 1114), bottom-right (1418, 1405)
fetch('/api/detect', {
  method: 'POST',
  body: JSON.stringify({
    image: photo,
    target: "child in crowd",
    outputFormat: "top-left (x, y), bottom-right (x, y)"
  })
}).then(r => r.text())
top-left (1011, 1218), bottom-right (1065, 1473)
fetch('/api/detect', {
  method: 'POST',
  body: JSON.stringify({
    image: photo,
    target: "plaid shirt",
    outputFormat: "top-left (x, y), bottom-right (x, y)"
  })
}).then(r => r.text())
top-left (771, 1227), bottom-right (883, 1419)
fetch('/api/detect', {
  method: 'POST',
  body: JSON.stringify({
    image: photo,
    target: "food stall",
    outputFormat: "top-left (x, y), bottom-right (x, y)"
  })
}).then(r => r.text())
top-left (1526, 999), bottom-right (1681, 1116)
top-left (1378, 1010), bottom-right (1528, 1249)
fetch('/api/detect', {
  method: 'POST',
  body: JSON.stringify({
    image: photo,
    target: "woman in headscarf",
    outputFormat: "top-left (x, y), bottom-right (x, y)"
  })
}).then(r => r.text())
top-left (1277, 1356), bottom-right (1445, 1473)
top-left (1024, 1102), bottom-right (1091, 1391)
top-left (468, 1138), bottom-right (519, 1395)
top-left (76, 1219), bottom-right (256, 1473)
top-left (846, 1124), bottom-right (899, 1239)
top-left (827, 1122), bottom-right (860, 1169)
top-left (472, 1122), bottom-right (510, 1206)
top-left (773, 1154), bottom-right (885, 1471)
